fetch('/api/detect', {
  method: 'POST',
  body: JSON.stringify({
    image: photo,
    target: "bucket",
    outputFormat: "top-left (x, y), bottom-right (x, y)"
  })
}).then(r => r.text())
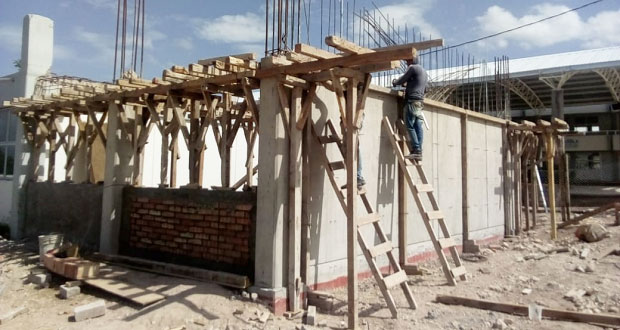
top-left (38, 234), bottom-right (63, 261)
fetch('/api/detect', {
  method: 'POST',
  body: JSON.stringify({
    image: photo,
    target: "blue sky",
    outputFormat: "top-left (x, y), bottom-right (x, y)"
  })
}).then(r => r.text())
top-left (0, 0), bottom-right (618, 82)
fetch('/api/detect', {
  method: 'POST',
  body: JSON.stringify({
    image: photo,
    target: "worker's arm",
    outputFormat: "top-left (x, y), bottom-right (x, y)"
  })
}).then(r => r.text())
top-left (392, 65), bottom-right (415, 87)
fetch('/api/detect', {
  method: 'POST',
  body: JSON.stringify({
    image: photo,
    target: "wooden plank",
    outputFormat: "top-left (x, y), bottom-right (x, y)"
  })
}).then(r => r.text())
top-left (326, 35), bottom-right (374, 54)
top-left (84, 278), bottom-right (165, 306)
top-left (438, 237), bottom-right (456, 249)
top-left (369, 242), bottom-right (393, 258)
top-left (357, 213), bottom-right (380, 227)
top-left (257, 46), bottom-right (416, 78)
top-left (436, 295), bottom-right (620, 327)
top-left (373, 39), bottom-right (444, 52)
top-left (415, 184), bottom-right (434, 193)
top-left (294, 43), bottom-right (339, 59)
top-left (383, 270), bottom-right (408, 288)
top-left (450, 266), bottom-right (467, 278)
top-left (91, 253), bottom-right (250, 288)
top-left (558, 202), bottom-right (617, 229)
top-left (426, 210), bottom-right (445, 220)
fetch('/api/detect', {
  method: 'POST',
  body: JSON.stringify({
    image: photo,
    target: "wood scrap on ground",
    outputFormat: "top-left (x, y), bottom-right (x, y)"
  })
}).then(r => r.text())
top-left (436, 295), bottom-right (620, 327)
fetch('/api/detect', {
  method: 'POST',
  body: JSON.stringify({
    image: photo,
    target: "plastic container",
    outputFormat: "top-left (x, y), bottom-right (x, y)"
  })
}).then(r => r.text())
top-left (38, 234), bottom-right (63, 261)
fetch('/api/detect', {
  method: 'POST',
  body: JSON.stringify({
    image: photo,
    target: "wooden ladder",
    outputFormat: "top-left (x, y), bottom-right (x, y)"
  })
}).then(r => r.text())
top-left (382, 117), bottom-right (467, 286)
top-left (311, 120), bottom-right (417, 318)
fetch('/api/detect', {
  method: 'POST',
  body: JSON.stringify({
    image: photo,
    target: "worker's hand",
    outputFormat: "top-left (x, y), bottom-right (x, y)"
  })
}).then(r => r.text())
top-left (392, 79), bottom-right (397, 87)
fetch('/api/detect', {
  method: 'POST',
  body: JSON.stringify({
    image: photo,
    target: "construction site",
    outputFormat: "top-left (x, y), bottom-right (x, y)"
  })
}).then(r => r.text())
top-left (0, 1), bottom-right (619, 329)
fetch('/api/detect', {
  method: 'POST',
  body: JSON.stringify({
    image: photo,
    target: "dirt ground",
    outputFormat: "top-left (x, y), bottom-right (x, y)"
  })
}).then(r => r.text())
top-left (1, 203), bottom-right (619, 330)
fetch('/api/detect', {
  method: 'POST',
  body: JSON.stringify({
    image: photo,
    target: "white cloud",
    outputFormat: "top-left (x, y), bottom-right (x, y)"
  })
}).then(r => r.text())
top-left (373, 0), bottom-right (441, 40)
top-left (476, 4), bottom-right (620, 50)
top-left (175, 37), bottom-right (194, 51)
top-left (54, 44), bottom-right (74, 60)
top-left (0, 25), bottom-right (22, 52)
top-left (83, 0), bottom-right (117, 10)
top-left (195, 12), bottom-right (265, 44)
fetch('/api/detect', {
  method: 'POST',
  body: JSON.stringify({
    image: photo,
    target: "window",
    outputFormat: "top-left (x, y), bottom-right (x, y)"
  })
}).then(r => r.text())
top-left (0, 110), bottom-right (17, 177)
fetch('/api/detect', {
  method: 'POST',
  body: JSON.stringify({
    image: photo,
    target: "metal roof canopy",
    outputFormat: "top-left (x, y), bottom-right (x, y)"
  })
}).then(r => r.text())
top-left (427, 46), bottom-right (620, 111)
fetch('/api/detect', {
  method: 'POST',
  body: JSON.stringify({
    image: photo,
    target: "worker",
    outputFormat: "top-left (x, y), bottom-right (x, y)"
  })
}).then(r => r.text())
top-left (392, 52), bottom-right (427, 161)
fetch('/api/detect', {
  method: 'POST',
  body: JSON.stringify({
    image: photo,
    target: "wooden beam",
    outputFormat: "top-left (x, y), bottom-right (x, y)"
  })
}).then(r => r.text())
top-left (354, 74), bottom-right (372, 129)
top-left (436, 295), bottom-right (620, 327)
top-left (257, 46), bottom-right (416, 78)
top-left (558, 202), bottom-right (618, 229)
top-left (295, 83), bottom-right (317, 130)
top-left (242, 78), bottom-right (260, 126)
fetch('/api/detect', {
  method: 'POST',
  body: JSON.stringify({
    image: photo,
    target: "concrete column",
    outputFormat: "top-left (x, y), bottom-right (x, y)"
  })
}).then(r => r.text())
top-left (100, 103), bottom-right (134, 254)
top-left (551, 89), bottom-right (564, 120)
top-left (8, 15), bottom-right (53, 239)
top-left (253, 72), bottom-right (289, 309)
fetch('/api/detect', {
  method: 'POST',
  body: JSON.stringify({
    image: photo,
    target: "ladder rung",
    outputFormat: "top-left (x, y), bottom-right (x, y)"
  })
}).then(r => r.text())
top-left (369, 241), bottom-right (393, 258)
top-left (415, 184), bottom-right (433, 193)
top-left (318, 135), bottom-right (340, 144)
top-left (383, 270), bottom-right (408, 288)
top-left (357, 213), bottom-right (380, 227)
top-left (450, 266), bottom-right (467, 278)
top-left (329, 161), bottom-right (345, 171)
top-left (438, 237), bottom-right (456, 249)
top-left (393, 134), bottom-right (402, 142)
top-left (426, 210), bottom-right (444, 220)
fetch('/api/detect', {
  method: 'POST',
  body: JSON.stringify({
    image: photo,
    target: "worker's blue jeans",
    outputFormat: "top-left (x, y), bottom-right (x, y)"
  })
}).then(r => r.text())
top-left (404, 101), bottom-right (424, 153)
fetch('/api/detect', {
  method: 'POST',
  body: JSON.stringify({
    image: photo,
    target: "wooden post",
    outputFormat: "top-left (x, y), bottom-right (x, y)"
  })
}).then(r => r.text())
top-left (160, 103), bottom-right (171, 187)
top-left (562, 150), bottom-right (571, 220)
top-left (502, 126), bottom-right (513, 236)
top-left (461, 114), bottom-right (469, 245)
top-left (545, 132), bottom-right (557, 240)
top-left (523, 159), bottom-right (530, 231)
top-left (345, 78), bottom-right (359, 330)
top-left (288, 87), bottom-right (303, 312)
top-left (189, 100), bottom-right (202, 185)
top-left (513, 133), bottom-right (522, 234)
top-left (221, 93), bottom-right (231, 187)
top-left (48, 114), bottom-right (57, 182)
top-left (133, 106), bottom-right (144, 186)
top-left (398, 106), bottom-right (408, 265)
top-left (65, 114), bottom-right (76, 181)
top-left (301, 114), bottom-right (310, 287)
top-left (170, 128), bottom-right (179, 188)
top-left (530, 160), bottom-right (538, 228)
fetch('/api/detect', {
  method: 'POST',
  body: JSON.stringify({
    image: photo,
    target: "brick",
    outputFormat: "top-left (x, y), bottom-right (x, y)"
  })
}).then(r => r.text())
top-left (236, 217), bottom-right (250, 225)
top-left (137, 209), bottom-right (149, 215)
top-left (137, 197), bottom-right (149, 203)
top-left (180, 232), bottom-right (194, 238)
top-left (29, 272), bottom-right (50, 286)
top-left (189, 226), bottom-right (202, 233)
top-left (64, 261), bottom-right (100, 279)
top-left (188, 238), bottom-right (202, 245)
top-left (148, 210), bottom-right (161, 216)
top-left (236, 204), bottom-right (254, 211)
top-left (143, 203), bottom-right (155, 209)
top-left (182, 207), bottom-right (196, 214)
top-left (60, 284), bottom-right (81, 299)
top-left (162, 200), bottom-right (175, 205)
top-left (174, 238), bottom-right (187, 244)
top-left (162, 211), bottom-right (174, 217)
top-left (74, 300), bottom-right (106, 322)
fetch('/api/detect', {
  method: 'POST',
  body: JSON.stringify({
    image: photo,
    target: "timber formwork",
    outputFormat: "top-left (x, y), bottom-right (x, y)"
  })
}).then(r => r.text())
top-left (4, 36), bottom-right (572, 330)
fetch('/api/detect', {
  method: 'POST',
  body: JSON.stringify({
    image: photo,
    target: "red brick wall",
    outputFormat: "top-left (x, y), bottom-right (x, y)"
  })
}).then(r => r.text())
top-left (120, 188), bottom-right (255, 275)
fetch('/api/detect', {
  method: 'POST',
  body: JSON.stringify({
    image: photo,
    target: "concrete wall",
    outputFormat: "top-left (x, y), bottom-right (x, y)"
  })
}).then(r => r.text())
top-left (303, 87), bottom-right (505, 287)
top-left (23, 182), bottom-right (103, 251)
